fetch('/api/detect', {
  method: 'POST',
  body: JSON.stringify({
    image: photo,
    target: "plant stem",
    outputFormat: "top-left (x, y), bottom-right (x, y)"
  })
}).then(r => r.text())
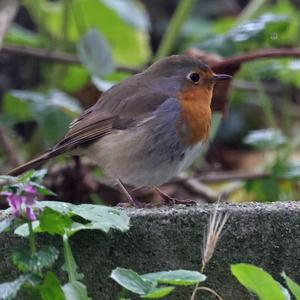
top-left (236, 0), bottom-right (268, 25)
top-left (62, 0), bottom-right (70, 50)
top-left (253, 76), bottom-right (276, 128)
top-left (63, 233), bottom-right (76, 282)
top-left (28, 221), bottom-right (36, 255)
top-left (154, 0), bottom-right (195, 60)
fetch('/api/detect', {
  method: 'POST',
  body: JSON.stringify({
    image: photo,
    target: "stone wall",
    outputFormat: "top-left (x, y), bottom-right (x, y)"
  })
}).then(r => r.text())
top-left (1, 202), bottom-right (300, 299)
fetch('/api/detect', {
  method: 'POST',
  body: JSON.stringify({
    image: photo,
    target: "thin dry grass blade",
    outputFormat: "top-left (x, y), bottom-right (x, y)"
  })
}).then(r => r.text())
top-left (191, 205), bottom-right (229, 300)
top-left (201, 205), bottom-right (229, 272)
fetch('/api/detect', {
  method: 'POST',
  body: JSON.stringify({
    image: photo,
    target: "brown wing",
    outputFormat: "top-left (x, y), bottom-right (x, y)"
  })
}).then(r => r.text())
top-left (53, 72), bottom-right (170, 153)
top-left (8, 73), bottom-right (171, 176)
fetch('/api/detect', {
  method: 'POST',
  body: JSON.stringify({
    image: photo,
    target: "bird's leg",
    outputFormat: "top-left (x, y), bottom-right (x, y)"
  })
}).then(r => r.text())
top-left (116, 179), bottom-right (140, 207)
top-left (153, 186), bottom-right (196, 206)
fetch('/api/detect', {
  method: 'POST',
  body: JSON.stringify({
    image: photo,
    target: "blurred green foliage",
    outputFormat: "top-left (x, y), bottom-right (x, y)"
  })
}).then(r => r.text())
top-left (1, 0), bottom-right (300, 203)
top-left (20, 0), bottom-right (151, 65)
top-left (2, 90), bottom-right (81, 151)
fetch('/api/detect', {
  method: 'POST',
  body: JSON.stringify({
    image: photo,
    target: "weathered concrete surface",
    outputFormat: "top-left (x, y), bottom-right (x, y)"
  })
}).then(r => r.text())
top-left (1, 202), bottom-right (300, 299)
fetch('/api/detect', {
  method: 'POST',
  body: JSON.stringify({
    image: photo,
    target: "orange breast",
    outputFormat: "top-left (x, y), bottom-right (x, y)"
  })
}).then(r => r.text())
top-left (177, 87), bottom-right (212, 145)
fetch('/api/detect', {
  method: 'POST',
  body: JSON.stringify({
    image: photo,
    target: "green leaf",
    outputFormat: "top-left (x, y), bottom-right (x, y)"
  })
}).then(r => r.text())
top-left (25, 169), bottom-right (48, 183)
top-left (282, 272), bottom-right (300, 300)
top-left (37, 201), bottom-right (74, 215)
top-left (101, 0), bottom-right (150, 31)
top-left (13, 246), bottom-right (59, 275)
top-left (14, 201), bottom-right (130, 237)
top-left (142, 270), bottom-right (206, 286)
top-left (0, 175), bottom-right (16, 181)
top-left (231, 263), bottom-right (287, 300)
top-left (5, 24), bottom-right (48, 48)
top-left (39, 272), bottom-right (65, 300)
top-left (245, 178), bottom-right (281, 202)
top-left (62, 281), bottom-right (91, 300)
top-left (77, 28), bottom-right (115, 78)
top-left (0, 275), bottom-right (28, 300)
top-left (0, 217), bottom-right (12, 233)
top-left (31, 182), bottom-right (56, 196)
top-left (91, 76), bottom-right (114, 92)
top-left (39, 207), bottom-right (73, 235)
top-left (71, 204), bottom-right (130, 234)
top-left (199, 14), bottom-right (292, 56)
top-left (60, 66), bottom-right (89, 93)
top-left (143, 287), bottom-right (175, 298)
top-left (14, 221), bottom-right (41, 237)
top-left (243, 129), bottom-right (286, 150)
top-left (276, 164), bottom-right (300, 180)
top-left (24, 0), bottom-right (150, 66)
top-left (3, 90), bottom-right (82, 149)
top-left (111, 268), bottom-right (153, 296)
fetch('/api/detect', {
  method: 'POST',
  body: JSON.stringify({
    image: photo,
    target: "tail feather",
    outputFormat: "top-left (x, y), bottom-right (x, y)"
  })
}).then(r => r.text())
top-left (7, 149), bottom-right (60, 176)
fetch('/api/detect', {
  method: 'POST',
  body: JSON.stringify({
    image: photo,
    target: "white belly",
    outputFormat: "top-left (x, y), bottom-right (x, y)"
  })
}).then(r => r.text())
top-left (85, 127), bottom-right (203, 188)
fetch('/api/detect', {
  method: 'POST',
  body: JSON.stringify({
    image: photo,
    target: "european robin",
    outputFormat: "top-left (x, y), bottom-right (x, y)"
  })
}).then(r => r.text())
top-left (8, 55), bottom-right (231, 205)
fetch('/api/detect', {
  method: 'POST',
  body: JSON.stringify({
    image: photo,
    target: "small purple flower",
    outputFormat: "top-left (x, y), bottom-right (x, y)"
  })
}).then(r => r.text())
top-left (24, 185), bottom-right (38, 205)
top-left (1, 184), bottom-right (38, 221)
top-left (23, 185), bottom-right (38, 220)
top-left (1, 192), bottom-right (24, 218)
top-left (26, 206), bottom-right (37, 221)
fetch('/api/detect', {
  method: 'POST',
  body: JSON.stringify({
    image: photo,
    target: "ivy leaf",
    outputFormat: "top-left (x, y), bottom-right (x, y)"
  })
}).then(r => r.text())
top-left (13, 247), bottom-right (59, 275)
top-left (77, 28), bottom-right (115, 78)
top-left (0, 275), bottom-right (28, 300)
top-left (231, 263), bottom-right (288, 300)
top-left (39, 272), bottom-right (65, 300)
top-left (62, 281), bottom-right (91, 300)
top-left (39, 207), bottom-right (73, 235)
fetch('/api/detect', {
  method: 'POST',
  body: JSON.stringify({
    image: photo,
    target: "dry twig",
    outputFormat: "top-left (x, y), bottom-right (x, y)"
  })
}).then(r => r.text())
top-left (1, 44), bottom-right (139, 73)
top-left (193, 286), bottom-right (224, 300)
top-left (177, 173), bottom-right (219, 203)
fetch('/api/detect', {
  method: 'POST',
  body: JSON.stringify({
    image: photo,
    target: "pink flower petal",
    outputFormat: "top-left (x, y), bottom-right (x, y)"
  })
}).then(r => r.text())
top-left (26, 206), bottom-right (37, 221)
top-left (24, 185), bottom-right (37, 194)
top-left (7, 195), bottom-right (23, 217)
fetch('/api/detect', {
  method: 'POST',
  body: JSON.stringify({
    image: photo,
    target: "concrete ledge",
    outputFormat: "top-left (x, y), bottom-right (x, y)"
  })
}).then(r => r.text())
top-left (1, 202), bottom-right (300, 299)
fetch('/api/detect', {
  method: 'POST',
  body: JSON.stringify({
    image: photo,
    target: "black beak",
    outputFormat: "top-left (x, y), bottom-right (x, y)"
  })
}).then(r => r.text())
top-left (213, 74), bottom-right (232, 81)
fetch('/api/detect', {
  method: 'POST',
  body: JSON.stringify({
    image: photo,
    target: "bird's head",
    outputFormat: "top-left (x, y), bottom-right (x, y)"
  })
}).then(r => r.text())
top-left (145, 55), bottom-right (232, 144)
top-left (145, 55), bottom-right (231, 106)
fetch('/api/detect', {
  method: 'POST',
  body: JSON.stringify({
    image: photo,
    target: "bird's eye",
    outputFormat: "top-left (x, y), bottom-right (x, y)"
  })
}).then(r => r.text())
top-left (187, 72), bottom-right (200, 83)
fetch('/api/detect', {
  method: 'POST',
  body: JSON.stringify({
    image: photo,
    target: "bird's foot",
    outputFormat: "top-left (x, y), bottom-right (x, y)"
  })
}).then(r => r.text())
top-left (153, 186), bottom-right (196, 206)
top-left (116, 179), bottom-right (158, 208)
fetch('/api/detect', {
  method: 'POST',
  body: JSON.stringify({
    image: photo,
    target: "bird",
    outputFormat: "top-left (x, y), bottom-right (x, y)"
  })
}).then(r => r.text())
top-left (8, 55), bottom-right (232, 206)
